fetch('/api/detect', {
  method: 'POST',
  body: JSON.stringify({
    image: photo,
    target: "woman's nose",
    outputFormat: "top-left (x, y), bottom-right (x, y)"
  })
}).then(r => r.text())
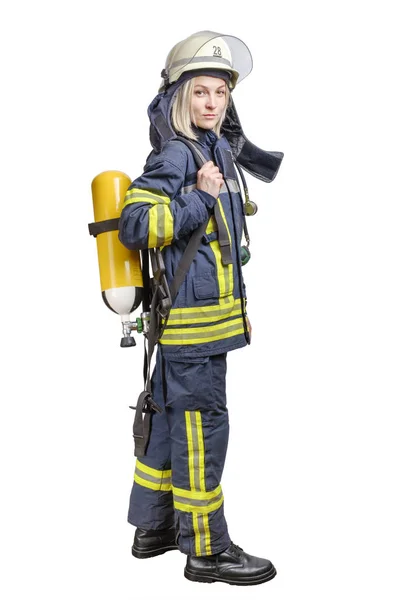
top-left (206, 94), bottom-right (217, 108)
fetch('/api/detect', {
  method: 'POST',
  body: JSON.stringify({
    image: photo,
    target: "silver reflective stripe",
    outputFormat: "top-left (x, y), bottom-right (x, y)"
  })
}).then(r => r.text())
top-left (173, 489), bottom-right (223, 508)
top-left (155, 204), bottom-right (165, 247)
top-left (136, 464), bottom-right (172, 487)
top-left (224, 268), bottom-right (230, 297)
top-left (180, 184), bottom-right (197, 194)
top-left (167, 303), bottom-right (239, 322)
top-left (170, 55), bottom-right (232, 69)
top-left (182, 181), bottom-right (239, 197)
top-left (226, 179), bottom-right (240, 193)
top-left (125, 191), bottom-right (170, 204)
top-left (197, 514), bottom-right (206, 555)
top-left (190, 142), bottom-right (207, 166)
top-left (189, 412), bottom-right (201, 490)
top-left (162, 321), bottom-right (242, 341)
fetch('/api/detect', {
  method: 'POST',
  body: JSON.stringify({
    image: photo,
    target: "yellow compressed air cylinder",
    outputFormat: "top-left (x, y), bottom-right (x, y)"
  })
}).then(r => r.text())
top-left (91, 170), bottom-right (143, 318)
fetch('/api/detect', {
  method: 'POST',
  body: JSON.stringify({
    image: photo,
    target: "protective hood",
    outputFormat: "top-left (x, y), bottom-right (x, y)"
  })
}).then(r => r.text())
top-left (148, 74), bottom-right (284, 183)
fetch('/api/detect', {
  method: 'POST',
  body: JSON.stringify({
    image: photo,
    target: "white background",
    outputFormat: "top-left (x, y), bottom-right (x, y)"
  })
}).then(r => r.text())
top-left (1, 1), bottom-right (399, 598)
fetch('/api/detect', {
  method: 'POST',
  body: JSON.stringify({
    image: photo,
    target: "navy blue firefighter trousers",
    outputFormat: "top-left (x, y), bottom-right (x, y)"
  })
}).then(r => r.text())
top-left (127, 348), bottom-right (231, 556)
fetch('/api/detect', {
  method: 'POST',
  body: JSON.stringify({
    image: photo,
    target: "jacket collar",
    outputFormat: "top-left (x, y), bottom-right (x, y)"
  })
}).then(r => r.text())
top-left (191, 126), bottom-right (218, 148)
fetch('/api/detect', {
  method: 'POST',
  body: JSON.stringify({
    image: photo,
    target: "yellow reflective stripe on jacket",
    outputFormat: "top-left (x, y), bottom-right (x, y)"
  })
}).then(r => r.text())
top-left (123, 188), bottom-right (171, 206)
top-left (206, 215), bottom-right (217, 234)
top-left (160, 317), bottom-right (245, 345)
top-left (208, 198), bottom-right (233, 301)
top-left (123, 187), bottom-right (174, 248)
top-left (165, 297), bottom-right (242, 325)
top-left (148, 203), bottom-right (174, 247)
top-left (216, 197), bottom-right (234, 299)
top-left (134, 460), bottom-right (172, 492)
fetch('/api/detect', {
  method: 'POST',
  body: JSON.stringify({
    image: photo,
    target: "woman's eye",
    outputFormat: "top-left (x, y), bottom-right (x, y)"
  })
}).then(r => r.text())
top-left (195, 91), bottom-right (204, 96)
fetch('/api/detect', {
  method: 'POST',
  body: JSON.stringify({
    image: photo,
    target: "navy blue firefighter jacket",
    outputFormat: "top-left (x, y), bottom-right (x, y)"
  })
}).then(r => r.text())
top-left (119, 128), bottom-right (249, 360)
top-left (118, 79), bottom-right (283, 360)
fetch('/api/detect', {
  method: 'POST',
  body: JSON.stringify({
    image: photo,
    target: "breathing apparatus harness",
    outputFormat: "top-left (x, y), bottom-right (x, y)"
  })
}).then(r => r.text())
top-left (131, 135), bottom-right (256, 457)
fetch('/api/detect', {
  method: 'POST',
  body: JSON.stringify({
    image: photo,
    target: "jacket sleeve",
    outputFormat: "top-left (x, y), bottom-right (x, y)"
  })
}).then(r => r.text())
top-left (118, 148), bottom-right (216, 250)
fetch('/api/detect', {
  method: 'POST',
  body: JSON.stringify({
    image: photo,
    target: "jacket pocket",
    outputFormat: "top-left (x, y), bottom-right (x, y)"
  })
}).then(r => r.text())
top-left (193, 271), bottom-right (219, 301)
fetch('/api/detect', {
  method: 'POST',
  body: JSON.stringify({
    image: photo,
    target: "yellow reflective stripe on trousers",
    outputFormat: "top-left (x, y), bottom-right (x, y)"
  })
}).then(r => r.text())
top-left (160, 316), bottom-right (245, 345)
top-left (193, 514), bottom-right (212, 557)
top-left (185, 411), bottom-right (195, 490)
top-left (181, 411), bottom-right (214, 555)
top-left (173, 486), bottom-right (224, 513)
top-left (195, 412), bottom-right (206, 492)
top-left (134, 460), bottom-right (172, 492)
top-left (173, 484), bottom-right (222, 501)
top-left (136, 460), bottom-right (171, 478)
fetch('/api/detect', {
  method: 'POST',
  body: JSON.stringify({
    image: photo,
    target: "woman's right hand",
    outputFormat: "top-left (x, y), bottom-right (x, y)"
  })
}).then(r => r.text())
top-left (196, 161), bottom-right (224, 199)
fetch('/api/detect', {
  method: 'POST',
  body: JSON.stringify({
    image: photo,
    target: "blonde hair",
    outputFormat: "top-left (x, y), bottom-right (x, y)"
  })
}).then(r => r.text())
top-left (171, 78), bottom-right (230, 140)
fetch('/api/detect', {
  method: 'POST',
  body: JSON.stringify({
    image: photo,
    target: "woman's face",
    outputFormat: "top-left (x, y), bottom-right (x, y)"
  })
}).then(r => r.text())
top-left (191, 76), bottom-right (227, 130)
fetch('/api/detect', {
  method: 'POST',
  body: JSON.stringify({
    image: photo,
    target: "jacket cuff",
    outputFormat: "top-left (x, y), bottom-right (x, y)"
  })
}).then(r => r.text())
top-left (194, 189), bottom-right (217, 210)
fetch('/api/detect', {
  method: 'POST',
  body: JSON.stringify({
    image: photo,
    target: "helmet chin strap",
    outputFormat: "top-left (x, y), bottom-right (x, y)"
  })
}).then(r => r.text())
top-left (160, 68), bottom-right (170, 90)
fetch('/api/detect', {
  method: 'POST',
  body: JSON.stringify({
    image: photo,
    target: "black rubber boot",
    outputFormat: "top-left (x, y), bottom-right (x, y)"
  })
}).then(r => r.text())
top-left (184, 542), bottom-right (277, 586)
top-left (132, 526), bottom-right (178, 559)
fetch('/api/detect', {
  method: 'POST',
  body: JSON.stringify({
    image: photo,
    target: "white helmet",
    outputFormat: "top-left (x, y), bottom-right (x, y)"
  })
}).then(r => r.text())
top-left (159, 30), bottom-right (253, 92)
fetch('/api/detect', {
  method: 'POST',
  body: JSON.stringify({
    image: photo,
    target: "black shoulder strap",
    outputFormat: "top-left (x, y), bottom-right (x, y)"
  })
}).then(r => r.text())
top-left (132, 136), bottom-right (210, 458)
top-left (173, 135), bottom-right (206, 169)
top-left (173, 136), bottom-right (232, 266)
top-left (168, 137), bottom-right (209, 303)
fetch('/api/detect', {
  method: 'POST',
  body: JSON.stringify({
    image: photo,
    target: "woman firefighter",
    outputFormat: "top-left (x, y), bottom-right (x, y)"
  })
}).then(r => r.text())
top-left (118, 30), bottom-right (283, 586)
